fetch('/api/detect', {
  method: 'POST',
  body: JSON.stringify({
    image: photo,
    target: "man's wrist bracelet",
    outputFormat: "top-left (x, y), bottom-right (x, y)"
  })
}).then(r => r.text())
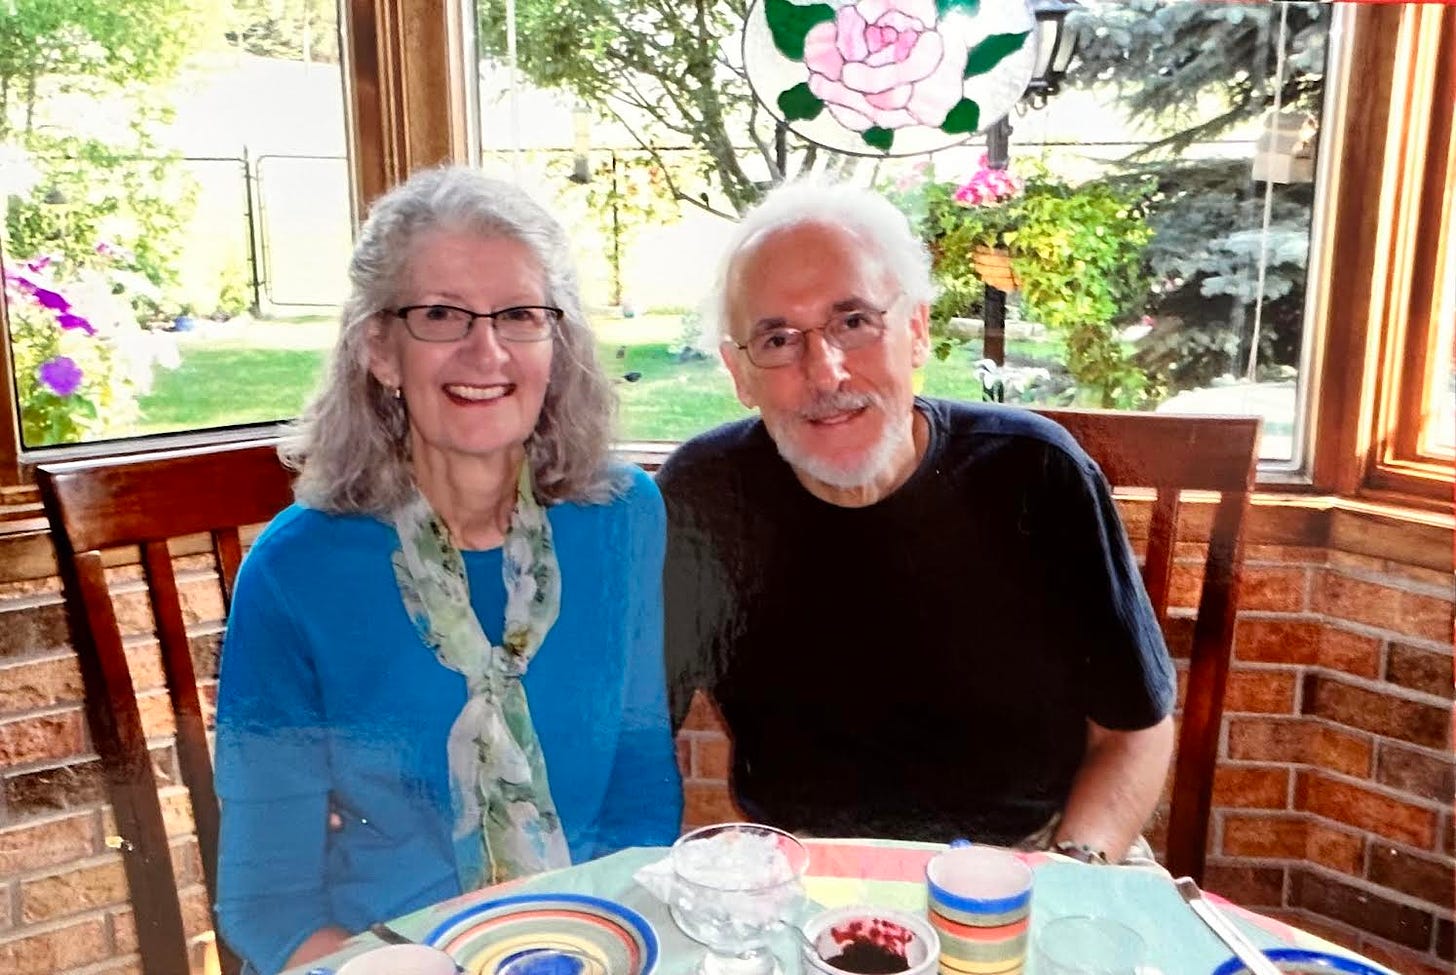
top-left (1053, 840), bottom-right (1109, 865)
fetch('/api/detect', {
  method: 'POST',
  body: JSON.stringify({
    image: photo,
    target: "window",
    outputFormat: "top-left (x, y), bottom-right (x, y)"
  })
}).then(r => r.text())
top-left (0, 0), bottom-right (351, 458)
top-left (1313, 1), bottom-right (1454, 504)
top-left (470, 0), bottom-right (1334, 464)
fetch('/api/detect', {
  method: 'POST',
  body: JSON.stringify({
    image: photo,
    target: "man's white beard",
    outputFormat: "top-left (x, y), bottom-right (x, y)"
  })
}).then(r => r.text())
top-left (768, 391), bottom-right (913, 490)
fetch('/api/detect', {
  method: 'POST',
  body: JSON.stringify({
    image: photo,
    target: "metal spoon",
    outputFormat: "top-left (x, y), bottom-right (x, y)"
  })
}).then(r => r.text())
top-left (1173, 877), bottom-right (1282, 975)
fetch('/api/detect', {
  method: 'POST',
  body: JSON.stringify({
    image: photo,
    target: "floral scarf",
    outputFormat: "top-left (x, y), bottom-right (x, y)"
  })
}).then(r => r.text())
top-left (390, 463), bottom-right (571, 888)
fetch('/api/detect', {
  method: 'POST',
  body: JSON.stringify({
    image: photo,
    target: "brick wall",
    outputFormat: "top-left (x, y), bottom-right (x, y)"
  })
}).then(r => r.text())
top-left (0, 506), bottom-right (1451, 975)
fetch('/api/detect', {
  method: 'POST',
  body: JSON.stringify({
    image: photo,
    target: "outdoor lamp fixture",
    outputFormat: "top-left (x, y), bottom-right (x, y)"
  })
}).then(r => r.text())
top-left (1026, 0), bottom-right (1080, 104)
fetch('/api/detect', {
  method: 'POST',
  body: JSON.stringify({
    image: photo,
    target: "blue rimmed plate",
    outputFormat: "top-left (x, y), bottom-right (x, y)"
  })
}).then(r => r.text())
top-left (423, 893), bottom-right (659, 975)
top-left (1210, 947), bottom-right (1394, 975)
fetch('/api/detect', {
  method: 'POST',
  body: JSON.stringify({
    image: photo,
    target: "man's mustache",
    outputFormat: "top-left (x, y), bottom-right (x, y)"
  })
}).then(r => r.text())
top-left (798, 390), bottom-right (879, 421)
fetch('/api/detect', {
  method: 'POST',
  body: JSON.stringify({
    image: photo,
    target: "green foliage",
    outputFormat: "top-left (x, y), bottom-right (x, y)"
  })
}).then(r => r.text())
top-left (5, 252), bottom-right (179, 446)
top-left (0, 0), bottom-right (211, 139)
top-left (900, 167), bottom-right (1158, 408)
top-left (224, 0), bottom-right (340, 63)
top-left (477, 0), bottom-right (796, 216)
top-left (1071, 0), bottom-right (1327, 155)
top-left (5, 127), bottom-right (197, 311)
top-left (1071, 0), bottom-right (1328, 394)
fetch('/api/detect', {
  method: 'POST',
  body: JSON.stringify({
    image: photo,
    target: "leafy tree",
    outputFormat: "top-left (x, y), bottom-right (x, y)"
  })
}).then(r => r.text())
top-left (1071, 0), bottom-right (1328, 388)
top-left (224, 0), bottom-right (340, 64)
top-left (477, 0), bottom-right (835, 217)
top-left (0, 0), bottom-right (210, 139)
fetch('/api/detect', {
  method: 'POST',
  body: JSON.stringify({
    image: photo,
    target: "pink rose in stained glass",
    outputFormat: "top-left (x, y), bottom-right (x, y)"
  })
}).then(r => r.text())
top-left (802, 0), bottom-right (969, 133)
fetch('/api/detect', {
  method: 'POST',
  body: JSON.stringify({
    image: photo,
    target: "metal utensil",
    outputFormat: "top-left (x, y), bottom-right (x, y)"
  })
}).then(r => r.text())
top-left (1173, 877), bottom-right (1283, 975)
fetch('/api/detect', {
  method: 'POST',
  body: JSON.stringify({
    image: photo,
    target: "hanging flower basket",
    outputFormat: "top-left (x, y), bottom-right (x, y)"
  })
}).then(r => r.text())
top-left (971, 246), bottom-right (1020, 292)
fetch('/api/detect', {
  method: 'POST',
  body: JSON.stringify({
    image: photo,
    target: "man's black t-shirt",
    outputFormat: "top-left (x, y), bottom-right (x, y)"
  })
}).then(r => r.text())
top-left (658, 398), bottom-right (1175, 844)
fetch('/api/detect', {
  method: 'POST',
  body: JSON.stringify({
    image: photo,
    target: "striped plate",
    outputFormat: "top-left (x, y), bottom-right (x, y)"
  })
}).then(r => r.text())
top-left (423, 893), bottom-right (660, 975)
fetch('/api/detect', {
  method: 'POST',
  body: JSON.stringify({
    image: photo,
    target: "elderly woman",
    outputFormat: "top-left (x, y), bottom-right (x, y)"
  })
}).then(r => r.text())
top-left (214, 167), bottom-right (682, 974)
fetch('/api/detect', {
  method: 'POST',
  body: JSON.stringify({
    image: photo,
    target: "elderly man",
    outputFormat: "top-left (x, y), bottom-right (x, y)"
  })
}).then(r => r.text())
top-left (658, 182), bottom-right (1176, 864)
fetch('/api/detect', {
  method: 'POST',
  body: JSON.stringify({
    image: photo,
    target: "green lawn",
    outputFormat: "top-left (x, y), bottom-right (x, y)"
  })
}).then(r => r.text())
top-left (133, 315), bottom-right (1058, 441)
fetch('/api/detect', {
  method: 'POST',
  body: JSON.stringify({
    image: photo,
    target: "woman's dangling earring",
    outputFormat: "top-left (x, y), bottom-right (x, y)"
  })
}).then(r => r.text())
top-left (392, 386), bottom-right (402, 401)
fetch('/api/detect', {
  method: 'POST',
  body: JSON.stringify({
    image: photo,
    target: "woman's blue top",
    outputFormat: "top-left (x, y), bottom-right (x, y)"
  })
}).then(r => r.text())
top-left (214, 466), bottom-right (682, 974)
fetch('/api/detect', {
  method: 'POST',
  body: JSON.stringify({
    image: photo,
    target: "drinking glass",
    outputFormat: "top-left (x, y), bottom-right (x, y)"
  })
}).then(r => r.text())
top-left (666, 823), bottom-right (810, 975)
top-left (1033, 915), bottom-right (1147, 975)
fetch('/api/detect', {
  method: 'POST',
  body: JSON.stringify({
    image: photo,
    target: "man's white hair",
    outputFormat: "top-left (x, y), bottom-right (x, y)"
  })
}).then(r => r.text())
top-left (701, 180), bottom-right (937, 346)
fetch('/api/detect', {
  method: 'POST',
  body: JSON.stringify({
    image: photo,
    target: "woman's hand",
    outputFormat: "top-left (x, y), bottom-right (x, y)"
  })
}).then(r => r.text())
top-left (284, 926), bottom-right (352, 969)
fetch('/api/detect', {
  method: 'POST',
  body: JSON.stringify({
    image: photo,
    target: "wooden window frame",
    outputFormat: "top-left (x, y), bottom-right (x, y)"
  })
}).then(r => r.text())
top-left (1310, 2), bottom-right (1455, 510)
top-left (1, 0), bottom-right (1452, 524)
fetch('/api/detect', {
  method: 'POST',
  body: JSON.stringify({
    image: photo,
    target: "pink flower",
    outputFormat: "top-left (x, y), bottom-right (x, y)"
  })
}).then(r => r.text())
top-left (802, 0), bottom-right (968, 132)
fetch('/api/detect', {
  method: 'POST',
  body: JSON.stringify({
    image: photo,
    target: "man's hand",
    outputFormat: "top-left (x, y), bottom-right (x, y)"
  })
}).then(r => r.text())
top-left (1053, 716), bottom-right (1175, 862)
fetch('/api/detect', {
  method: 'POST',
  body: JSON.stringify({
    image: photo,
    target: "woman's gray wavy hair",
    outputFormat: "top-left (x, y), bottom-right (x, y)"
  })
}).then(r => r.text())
top-left (283, 166), bottom-right (618, 513)
top-left (701, 179), bottom-right (936, 345)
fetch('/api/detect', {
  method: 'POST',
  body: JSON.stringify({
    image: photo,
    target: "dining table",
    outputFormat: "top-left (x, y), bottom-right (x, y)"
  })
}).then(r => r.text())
top-left (286, 838), bottom-right (1397, 975)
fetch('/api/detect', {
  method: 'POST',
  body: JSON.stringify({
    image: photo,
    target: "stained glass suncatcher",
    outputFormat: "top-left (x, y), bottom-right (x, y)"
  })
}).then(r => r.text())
top-left (744, 0), bottom-right (1039, 156)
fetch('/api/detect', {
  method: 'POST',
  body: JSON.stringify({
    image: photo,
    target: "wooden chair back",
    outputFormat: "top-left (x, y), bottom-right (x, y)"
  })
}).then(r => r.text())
top-left (37, 440), bottom-right (293, 975)
top-left (1035, 408), bottom-right (1261, 884)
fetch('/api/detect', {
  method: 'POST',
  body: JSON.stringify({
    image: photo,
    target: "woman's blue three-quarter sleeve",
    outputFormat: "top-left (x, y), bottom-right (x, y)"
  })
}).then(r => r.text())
top-left (213, 466), bottom-right (683, 974)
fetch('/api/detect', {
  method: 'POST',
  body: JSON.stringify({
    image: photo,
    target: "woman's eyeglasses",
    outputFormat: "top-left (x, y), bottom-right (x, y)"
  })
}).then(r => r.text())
top-left (391, 303), bottom-right (562, 343)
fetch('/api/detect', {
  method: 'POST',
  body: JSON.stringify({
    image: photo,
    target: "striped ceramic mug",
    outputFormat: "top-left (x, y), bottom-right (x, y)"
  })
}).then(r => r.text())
top-left (925, 845), bottom-right (1034, 975)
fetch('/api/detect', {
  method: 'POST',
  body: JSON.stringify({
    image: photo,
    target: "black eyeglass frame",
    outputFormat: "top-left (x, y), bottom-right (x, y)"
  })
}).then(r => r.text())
top-left (390, 303), bottom-right (563, 343)
top-left (728, 294), bottom-right (902, 369)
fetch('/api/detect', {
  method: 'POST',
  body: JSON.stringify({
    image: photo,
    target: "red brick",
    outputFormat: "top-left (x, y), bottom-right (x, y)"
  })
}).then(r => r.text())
top-left (0, 814), bottom-right (96, 874)
top-left (0, 711), bottom-right (86, 767)
top-left (681, 690), bottom-right (728, 734)
top-left (1221, 813), bottom-right (1306, 858)
top-left (1168, 563), bottom-right (1203, 610)
top-left (693, 735), bottom-right (731, 781)
top-left (1312, 724), bottom-right (1374, 779)
top-left (0, 656), bottom-right (83, 712)
top-left (1290, 868), bottom-right (1433, 949)
top-left (1316, 573), bottom-right (1454, 643)
top-left (160, 787), bottom-right (196, 837)
top-left (1375, 743), bottom-right (1454, 803)
top-left (1366, 843), bottom-right (1455, 908)
top-left (1386, 643), bottom-right (1454, 698)
top-left (1235, 618), bottom-right (1320, 665)
top-left (1298, 772), bottom-right (1437, 847)
top-left (1227, 717), bottom-right (1308, 763)
top-left (1318, 628), bottom-right (1382, 680)
top-left (135, 691), bottom-right (177, 739)
top-left (1246, 544), bottom-right (1327, 564)
top-left (1213, 766), bottom-right (1290, 809)
top-left (1306, 821), bottom-right (1365, 875)
top-left (682, 781), bottom-right (744, 829)
top-left (0, 917), bottom-right (110, 973)
top-left (1224, 669), bottom-right (1297, 713)
top-left (20, 857), bottom-right (128, 923)
top-left (0, 600), bottom-right (68, 659)
top-left (1304, 675), bottom-right (1450, 749)
top-left (1161, 615), bottom-right (1193, 659)
top-left (1202, 863), bottom-right (1285, 906)
top-left (1353, 939), bottom-right (1452, 975)
top-left (674, 736), bottom-right (691, 779)
top-left (3, 758), bottom-right (107, 815)
top-left (1238, 566), bottom-right (1309, 611)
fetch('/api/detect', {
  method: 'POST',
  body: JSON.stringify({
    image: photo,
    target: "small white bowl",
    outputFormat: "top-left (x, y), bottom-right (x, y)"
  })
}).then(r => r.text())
top-left (336, 943), bottom-right (459, 975)
top-left (800, 905), bottom-right (940, 975)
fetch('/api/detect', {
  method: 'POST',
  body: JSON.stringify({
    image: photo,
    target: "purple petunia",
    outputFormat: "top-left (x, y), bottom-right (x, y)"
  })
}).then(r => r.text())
top-left (56, 311), bottom-right (96, 335)
top-left (38, 356), bottom-right (84, 397)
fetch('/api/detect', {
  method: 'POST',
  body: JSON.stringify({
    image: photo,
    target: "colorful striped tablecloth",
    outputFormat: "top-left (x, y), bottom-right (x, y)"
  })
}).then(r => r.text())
top-left (294, 838), bottom-right (1395, 975)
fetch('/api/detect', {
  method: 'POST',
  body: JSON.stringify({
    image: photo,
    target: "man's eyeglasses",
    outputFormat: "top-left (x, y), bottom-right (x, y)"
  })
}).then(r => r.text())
top-left (730, 300), bottom-right (896, 369)
top-left (391, 303), bottom-right (562, 343)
